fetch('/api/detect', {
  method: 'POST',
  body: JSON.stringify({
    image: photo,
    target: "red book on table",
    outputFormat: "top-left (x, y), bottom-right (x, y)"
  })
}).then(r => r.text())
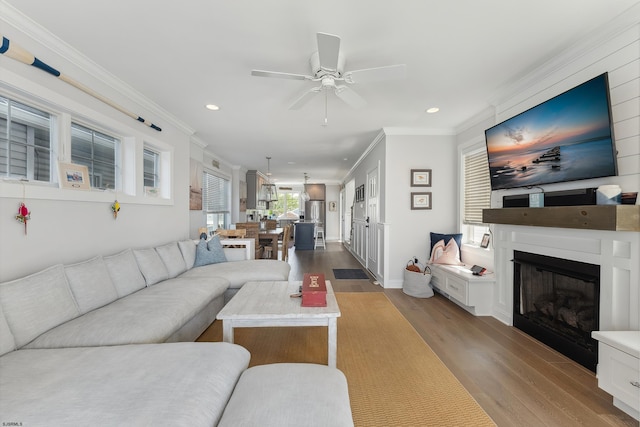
top-left (302, 273), bottom-right (327, 307)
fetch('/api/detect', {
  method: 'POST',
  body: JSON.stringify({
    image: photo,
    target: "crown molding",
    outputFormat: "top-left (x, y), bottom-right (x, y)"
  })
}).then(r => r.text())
top-left (454, 106), bottom-right (495, 134)
top-left (488, 2), bottom-right (640, 107)
top-left (0, 1), bottom-right (196, 136)
top-left (382, 126), bottom-right (456, 136)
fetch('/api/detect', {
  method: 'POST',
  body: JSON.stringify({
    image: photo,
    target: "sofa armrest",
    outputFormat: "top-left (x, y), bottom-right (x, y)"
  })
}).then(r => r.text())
top-left (220, 239), bottom-right (255, 261)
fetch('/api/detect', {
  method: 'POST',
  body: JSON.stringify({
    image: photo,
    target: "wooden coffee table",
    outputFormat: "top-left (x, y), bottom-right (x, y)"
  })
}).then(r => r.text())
top-left (216, 280), bottom-right (341, 367)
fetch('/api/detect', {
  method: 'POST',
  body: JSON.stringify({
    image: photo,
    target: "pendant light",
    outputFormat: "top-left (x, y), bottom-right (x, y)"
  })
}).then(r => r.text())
top-left (260, 157), bottom-right (278, 202)
top-left (302, 173), bottom-right (310, 202)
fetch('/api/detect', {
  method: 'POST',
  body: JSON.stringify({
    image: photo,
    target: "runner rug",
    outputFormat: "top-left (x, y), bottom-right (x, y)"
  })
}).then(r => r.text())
top-left (199, 292), bottom-right (495, 426)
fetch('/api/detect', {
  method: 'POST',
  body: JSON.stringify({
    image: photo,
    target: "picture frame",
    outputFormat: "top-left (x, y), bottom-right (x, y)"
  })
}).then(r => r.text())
top-left (58, 162), bottom-right (91, 190)
top-left (411, 192), bottom-right (432, 210)
top-left (411, 169), bottom-right (432, 187)
top-left (328, 201), bottom-right (337, 212)
top-left (480, 233), bottom-right (491, 248)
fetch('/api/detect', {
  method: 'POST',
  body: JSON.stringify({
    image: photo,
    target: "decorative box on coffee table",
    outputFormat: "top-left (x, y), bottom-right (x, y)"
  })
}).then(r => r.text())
top-left (302, 273), bottom-right (327, 307)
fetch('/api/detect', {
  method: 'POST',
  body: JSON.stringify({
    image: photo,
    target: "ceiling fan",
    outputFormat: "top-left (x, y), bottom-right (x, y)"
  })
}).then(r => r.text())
top-left (251, 32), bottom-right (406, 113)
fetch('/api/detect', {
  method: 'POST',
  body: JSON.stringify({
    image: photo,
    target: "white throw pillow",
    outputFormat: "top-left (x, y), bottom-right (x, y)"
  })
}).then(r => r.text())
top-left (429, 239), bottom-right (463, 265)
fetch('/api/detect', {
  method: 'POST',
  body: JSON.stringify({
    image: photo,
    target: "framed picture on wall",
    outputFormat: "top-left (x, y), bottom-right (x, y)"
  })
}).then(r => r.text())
top-left (411, 192), bottom-right (432, 210)
top-left (411, 169), bottom-right (432, 187)
top-left (58, 162), bottom-right (91, 190)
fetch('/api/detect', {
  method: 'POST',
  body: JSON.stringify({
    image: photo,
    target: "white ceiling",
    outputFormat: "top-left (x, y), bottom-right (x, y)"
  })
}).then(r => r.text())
top-left (3, 0), bottom-right (639, 184)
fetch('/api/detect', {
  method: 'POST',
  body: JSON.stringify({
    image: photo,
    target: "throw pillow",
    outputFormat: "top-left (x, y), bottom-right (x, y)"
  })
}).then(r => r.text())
top-left (194, 235), bottom-right (227, 267)
top-left (430, 232), bottom-right (463, 259)
top-left (429, 239), bottom-right (463, 265)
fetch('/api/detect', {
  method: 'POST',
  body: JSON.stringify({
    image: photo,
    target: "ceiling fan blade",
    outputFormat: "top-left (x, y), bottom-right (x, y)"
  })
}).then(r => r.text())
top-left (316, 32), bottom-right (341, 72)
top-left (334, 85), bottom-right (367, 109)
top-left (289, 86), bottom-right (322, 110)
top-left (251, 69), bottom-right (310, 81)
top-left (344, 64), bottom-right (406, 84)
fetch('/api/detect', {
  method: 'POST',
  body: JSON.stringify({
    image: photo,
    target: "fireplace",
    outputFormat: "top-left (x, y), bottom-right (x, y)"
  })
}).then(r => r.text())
top-left (513, 251), bottom-right (600, 371)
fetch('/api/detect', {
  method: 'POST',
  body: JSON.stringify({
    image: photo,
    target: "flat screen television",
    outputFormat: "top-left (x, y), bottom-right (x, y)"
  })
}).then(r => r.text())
top-left (484, 73), bottom-right (617, 191)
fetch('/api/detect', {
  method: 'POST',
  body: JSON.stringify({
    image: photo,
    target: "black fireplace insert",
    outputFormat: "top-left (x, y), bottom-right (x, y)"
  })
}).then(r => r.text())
top-left (513, 251), bottom-right (600, 371)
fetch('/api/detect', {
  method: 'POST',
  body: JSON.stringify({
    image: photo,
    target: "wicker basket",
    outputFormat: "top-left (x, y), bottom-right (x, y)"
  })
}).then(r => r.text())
top-left (403, 263), bottom-right (433, 298)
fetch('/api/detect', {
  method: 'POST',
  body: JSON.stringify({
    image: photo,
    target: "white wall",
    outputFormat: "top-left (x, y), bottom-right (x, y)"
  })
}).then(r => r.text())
top-left (0, 19), bottom-right (192, 282)
top-left (325, 184), bottom-right (341, 241)
top-left (384, 132), bottom-right (457, 288)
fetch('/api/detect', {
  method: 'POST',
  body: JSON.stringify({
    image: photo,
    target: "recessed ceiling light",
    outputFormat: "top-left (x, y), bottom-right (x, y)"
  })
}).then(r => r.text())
top-left (287, 161), bottom-right (296, 165)
top-left (426, 107), bottom-right (439, 114)
top-left (205, 104), bottom-right (220, 111)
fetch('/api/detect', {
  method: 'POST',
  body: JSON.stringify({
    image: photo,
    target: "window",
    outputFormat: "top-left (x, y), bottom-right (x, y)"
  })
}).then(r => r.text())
top-left (143, 148), bottom-right (159, 188)
top-left (463, 148), bottom-right (491, 244)
top-left (71, 122), bottom-right (119, 189)
top-left (271, 191), bottom-right (301, 219)
top-left (0, 96), bottom-right (53, 181)
top-left (203, 171), bottom-right (230, 233)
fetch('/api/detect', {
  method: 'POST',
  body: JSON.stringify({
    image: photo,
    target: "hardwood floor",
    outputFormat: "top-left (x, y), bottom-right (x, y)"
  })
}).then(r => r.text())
top-left (288, 242), bottom-right (638, 426)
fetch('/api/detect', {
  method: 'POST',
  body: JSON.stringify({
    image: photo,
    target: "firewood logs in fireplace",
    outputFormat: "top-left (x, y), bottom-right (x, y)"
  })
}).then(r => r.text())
top-left (533, 289), bottom-right (595, 332)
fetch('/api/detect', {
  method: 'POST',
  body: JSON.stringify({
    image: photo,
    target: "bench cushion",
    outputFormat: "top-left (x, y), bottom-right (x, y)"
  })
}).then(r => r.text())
top-left (218, 363), bottom-right (354, 427)
top-left (0, 343), bottom-right (250, 426)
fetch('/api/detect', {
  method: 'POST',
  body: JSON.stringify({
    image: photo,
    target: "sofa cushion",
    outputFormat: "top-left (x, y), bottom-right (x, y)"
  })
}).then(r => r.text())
top-left (178, 240), bottom-right (196, 269)
top-left (0, 306), bottom-right (16, 356)
top-left (180, 259), bottom-right (291, 289)
top-left (0, 264), bottom-right (79, 348)
top-left (0, 342), bottom-right (250, 426)
top-left (104, 249), bottom-right (147, 298)
top-left (218, 363), bottom-right (354, 427)
top-left (65, 256), bottom-right (119, 314)
top-left (156, 242), bottom-right (187, 278)
top-left (24, 277), bottom-right (229, 348)
top-left (194, 236), bottom-right (227, 267)
top-left (133, 248), bottom-right (169, 286)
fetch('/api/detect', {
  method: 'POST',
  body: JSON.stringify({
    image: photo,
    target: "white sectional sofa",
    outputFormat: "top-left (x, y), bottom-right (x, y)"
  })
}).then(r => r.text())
top-left (0, 238), bottom-right (354, 426)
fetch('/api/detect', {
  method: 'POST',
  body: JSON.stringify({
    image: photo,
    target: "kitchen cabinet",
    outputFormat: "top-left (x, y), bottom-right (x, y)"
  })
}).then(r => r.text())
top-left (304, 184), bottom-right (325, 200)
top-left (246, 170), bottom-right (268, 209)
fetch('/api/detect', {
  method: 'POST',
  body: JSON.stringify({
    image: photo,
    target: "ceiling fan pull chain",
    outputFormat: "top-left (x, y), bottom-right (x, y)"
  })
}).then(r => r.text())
top-left (323, 88), bottom-right (328, 126)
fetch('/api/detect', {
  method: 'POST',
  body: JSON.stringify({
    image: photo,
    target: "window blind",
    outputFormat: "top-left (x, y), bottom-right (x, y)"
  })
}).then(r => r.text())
top-left (464, 150), bottom-right (491, 224)
top-left (143, 148), bottom-right (159, 188)
top-left (203, 171), bottom-right (230, 213)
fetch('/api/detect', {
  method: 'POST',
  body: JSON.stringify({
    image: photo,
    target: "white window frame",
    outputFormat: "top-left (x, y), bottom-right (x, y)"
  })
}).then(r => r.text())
top-left (70, 121), bottom-right (121, 191)
top-left (0, 95), bottom-right (55, 182)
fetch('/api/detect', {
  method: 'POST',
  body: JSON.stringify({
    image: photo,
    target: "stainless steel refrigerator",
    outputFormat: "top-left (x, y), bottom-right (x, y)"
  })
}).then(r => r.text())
top-left (304, 200), bottom-right (325, 236)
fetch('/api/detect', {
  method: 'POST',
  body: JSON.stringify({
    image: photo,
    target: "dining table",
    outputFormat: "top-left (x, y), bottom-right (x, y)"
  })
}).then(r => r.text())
top-left (258, 227), bottom-right (283, 260)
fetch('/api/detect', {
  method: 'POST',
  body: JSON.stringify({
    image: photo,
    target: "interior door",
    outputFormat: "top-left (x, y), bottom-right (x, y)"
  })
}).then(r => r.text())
top-left (366, 166), bottom-right (380, 276)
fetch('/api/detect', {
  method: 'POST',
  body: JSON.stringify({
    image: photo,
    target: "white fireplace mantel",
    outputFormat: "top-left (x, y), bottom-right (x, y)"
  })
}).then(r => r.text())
top-left (490, 224), bottom-right (639, 331)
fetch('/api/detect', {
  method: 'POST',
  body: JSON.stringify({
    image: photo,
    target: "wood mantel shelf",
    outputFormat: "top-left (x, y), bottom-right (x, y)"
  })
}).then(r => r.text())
top-left (483, 205), bottom-right (640, 232)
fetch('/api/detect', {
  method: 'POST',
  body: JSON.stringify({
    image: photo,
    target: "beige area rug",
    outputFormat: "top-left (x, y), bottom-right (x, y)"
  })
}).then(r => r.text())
top-left (200, 292), bottom-right (495, 426)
